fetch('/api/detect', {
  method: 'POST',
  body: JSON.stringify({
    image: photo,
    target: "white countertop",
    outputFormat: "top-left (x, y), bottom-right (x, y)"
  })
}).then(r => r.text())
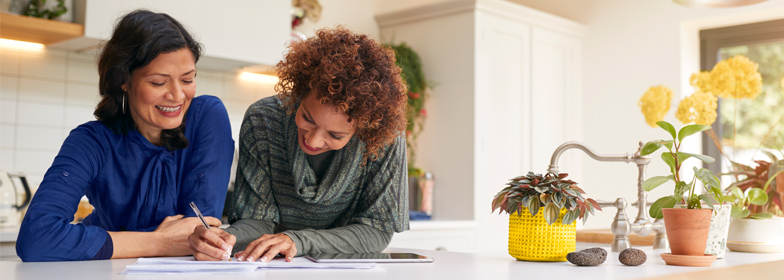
top-left (1, 244), bottom-right (783, 280)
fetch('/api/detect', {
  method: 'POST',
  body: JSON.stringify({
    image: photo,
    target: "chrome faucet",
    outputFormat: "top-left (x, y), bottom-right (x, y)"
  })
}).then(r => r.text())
top-left (547, 141), bottom-right (668, 252)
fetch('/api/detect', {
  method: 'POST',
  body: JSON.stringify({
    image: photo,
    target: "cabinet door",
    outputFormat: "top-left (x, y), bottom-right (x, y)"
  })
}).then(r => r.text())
top-left (65, 0), bottom-right (289, 66)
top-left (530, 27), bottom-right (582, 179)
top-left (474, 12), bottom-right (532, 252)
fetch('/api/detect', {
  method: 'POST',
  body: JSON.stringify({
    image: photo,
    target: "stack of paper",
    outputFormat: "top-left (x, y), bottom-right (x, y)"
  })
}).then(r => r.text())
top-left (121, 256), bottom-right (376, 274)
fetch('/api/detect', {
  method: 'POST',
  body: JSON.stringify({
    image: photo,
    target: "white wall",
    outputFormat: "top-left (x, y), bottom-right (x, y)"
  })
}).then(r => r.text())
top-left (0, 47), bottom-right (276, 195)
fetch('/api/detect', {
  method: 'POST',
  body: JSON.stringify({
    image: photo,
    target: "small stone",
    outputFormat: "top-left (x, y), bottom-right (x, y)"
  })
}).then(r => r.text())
top-left (566, 247), bottom-right (607, 266)
top-left (619, 248), bottom-right (647, 266)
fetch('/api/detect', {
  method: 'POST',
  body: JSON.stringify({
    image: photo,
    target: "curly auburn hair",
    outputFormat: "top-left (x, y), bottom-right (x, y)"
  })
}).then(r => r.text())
top-left (276, 26), bottom-right (407, 161)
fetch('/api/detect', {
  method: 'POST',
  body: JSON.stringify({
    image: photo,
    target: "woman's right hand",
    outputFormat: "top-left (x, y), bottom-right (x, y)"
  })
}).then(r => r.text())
top-left (188, 226), bottom-right (237, 261)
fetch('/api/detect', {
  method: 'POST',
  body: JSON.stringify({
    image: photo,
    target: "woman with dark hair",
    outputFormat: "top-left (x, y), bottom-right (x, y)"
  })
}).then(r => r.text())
top-left (188, 26), bottom-right (409, 262)
top-left (16, 10), bottom-right (234, 261)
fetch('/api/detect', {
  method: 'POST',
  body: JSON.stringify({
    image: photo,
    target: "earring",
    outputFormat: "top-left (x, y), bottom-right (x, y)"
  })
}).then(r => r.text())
top-left (122, 94), bottom-right (126, 115)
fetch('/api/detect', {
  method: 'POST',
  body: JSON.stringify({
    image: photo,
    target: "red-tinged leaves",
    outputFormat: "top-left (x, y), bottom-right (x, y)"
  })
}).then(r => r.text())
top-left (587, 198), bottom-right (602, 211)
top-left (491, 171), bottom-right (600, 222)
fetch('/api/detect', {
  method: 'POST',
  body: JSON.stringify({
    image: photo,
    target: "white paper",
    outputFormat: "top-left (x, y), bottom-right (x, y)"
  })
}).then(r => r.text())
top-left (122, 256), bottom-right (375, 274)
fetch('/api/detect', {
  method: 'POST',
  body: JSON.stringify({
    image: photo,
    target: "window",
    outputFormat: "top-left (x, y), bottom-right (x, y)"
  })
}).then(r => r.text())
top-left (700, 19), bottom-right (784, 178)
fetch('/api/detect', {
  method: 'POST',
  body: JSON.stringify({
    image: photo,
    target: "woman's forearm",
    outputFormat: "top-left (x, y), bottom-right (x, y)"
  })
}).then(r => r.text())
top-left (108, 230), bottom-right (193, 258)
top-left (282, 224), bottom-right (393, 256)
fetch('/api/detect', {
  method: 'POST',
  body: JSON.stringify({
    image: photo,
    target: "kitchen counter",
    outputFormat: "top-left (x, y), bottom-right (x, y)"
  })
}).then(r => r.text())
top-left (1, 244), bottom-right (783, 279)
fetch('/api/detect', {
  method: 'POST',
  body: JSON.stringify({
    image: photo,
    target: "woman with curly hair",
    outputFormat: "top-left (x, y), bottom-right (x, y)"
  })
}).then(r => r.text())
top-left (188, 26), bottom-right (409, 262)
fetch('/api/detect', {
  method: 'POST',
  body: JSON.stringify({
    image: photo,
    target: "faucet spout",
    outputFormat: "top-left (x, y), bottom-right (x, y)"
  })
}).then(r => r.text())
top-left (545, 141), bottom-right (664, 252)
top-left (547, 141), bottom-right (647, 174)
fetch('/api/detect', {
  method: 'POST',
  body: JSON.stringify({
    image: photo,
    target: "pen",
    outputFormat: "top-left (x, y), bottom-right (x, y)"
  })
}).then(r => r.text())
top-left (189, 201), bottom-right (232, 261)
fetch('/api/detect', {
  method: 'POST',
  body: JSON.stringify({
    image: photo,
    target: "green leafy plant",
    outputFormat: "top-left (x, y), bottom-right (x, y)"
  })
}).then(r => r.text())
top-left (385, 42), bottom-right (428, 176)
top-left (642, 121), bottom-right (725, 219)
top-left (723, 150), bottom-right (784, 218)
top-left (24, 0), bottom-right (67, 19)
top-left (724, 186), bottom-right (771, 219)
top-left (491, 172), bottom-right (601, 225)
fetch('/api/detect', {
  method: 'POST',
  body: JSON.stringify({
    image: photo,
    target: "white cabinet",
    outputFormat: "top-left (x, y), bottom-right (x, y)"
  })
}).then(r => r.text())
top-left (51, 0), bottom-right (290, 70)
top-left (377, 0), bottom-right (584, 252)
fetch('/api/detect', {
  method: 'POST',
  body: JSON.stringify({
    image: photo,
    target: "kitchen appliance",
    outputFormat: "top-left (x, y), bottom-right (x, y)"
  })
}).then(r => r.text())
top-left (0, 170), bottom-right (31, 228)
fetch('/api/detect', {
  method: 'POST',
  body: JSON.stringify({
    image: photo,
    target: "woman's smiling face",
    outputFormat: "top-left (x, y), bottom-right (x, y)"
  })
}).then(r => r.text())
top-left (123, 48), bottom-right (196, 145)
top-left (295, 93), bottom-right (357, 155)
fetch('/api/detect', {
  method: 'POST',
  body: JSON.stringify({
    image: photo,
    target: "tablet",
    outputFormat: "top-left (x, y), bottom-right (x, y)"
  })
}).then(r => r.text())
top-left (305, 252), bottom-right (434, 263)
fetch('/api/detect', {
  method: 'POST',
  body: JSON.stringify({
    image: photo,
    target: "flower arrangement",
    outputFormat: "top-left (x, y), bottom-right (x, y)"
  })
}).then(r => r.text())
top-left (638, 54), bottom-right (784, 218)
top-left (491, 172), bottom-right (601, 225)
top-left (385, 42), bottom-right (429, 176)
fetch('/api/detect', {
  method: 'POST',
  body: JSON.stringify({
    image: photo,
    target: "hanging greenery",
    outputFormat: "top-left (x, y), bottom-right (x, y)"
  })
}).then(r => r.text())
top-left (385, 42), bottom-right (429, 176)
top-left (24, 0), bottom-right (68, 19)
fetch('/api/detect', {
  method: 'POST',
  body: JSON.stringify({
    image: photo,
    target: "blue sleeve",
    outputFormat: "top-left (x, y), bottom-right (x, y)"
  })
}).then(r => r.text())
top-left (178, 96), bottom-right (235, 219)
top-left (16, 124), bottom-right (110, 262)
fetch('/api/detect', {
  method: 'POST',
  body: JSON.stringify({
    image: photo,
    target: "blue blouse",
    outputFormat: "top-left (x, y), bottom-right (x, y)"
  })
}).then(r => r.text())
top-left (16, 95), bottom-right (235, 262)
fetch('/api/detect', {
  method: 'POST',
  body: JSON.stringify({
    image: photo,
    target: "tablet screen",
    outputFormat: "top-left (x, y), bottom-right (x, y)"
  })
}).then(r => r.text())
top-left (305, 252), bottom-right (434, 263)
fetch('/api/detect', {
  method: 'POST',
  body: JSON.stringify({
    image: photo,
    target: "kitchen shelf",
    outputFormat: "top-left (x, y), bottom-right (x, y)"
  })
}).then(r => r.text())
top-left (0, 12), bottom-right (83, 45)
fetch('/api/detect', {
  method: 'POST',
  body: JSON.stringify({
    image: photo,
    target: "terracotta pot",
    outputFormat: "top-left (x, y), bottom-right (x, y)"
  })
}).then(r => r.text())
top-left (662, 208), bottom-right (713, 256)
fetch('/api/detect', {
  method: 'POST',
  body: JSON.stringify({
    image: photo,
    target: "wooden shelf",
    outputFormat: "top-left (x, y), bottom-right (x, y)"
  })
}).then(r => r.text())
top-left (576, 229), bottom-right (655, 246)
top-left (0, 12), bottom-right (83, 45)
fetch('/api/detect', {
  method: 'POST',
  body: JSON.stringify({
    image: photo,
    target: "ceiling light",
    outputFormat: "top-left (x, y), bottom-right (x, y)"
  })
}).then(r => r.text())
top-left (673, 0), bottom-right (768, 8)
top-left (240, 72), bottom-right (279, 84)
top-left (0, 38), bottom-right (44, 51)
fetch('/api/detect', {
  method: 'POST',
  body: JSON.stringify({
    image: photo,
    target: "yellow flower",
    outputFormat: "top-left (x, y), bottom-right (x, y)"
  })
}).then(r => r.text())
top-left (676, 90), bottom-right (718, 125)
top-left (709, 55), bottom-right (762, 99)
top-left (639, 85), bottom-right (672, 127)
top-left (690, 71), bottom-right (714, 94)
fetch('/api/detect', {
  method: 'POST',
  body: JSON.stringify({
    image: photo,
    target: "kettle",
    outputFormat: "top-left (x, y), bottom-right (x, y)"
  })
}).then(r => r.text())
top-left (0, 170), bottom-right (31, 228)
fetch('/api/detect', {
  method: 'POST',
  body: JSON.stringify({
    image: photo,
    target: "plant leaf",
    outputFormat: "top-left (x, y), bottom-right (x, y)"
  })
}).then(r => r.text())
top-left (527, 197), bottom-right (540, 217)
top-left (747, 188), bottom-right (768, 206)
top-left (673, 181), bottom-right (689, 201)
top-left (649, 196), bottom-right (677, 219)
top-left (641, 140), bottom-right (669, 155)
top-left (750, 212), bottom-right (774, 219)
top-left (682, 152), bottom-right (715, 164)
top-left (730, 205), bottom-right (744, 218)
top-left (562, 210), bottom-right (579, 225)
top-left (656, 121), bottom-right (677, 140)
top-left (677, 124), bottom-right (711, 142)
top-left (642, 175), bottom-right (674, 191)
top-left (698, 194), bottom-right (716, 210)
top-left (694, 167), bottom-right (720, 189)
top-left (661, 152), bottom-right (677, 174)
top-left (543, 203), bottom-right (559, 225)
top-left (739, 209), bottom-right (751, 219)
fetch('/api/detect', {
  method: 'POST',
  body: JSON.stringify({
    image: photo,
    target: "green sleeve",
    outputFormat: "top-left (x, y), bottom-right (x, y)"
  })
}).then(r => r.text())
top-left (226, 101), bottom-right (280, 253)
top-left (282, 224), bottom-right (393, 256)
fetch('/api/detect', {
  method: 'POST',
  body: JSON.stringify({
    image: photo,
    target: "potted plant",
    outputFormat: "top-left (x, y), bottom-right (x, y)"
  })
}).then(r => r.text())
top-left (722, 153), bottom-right (784, 253)
top-left (385, 42), bottom-right (433, 219)
top-left (641, 121), bottom-right (726, 261)
top-left (491, 172), bottom-right (601, 262)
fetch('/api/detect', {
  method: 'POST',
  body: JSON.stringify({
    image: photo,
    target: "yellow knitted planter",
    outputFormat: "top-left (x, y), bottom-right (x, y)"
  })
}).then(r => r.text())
top-left (508, 207), bottom-right (576, 262)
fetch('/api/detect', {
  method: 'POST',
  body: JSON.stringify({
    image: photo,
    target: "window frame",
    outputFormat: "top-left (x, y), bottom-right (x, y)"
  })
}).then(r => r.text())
top-left (699, 18), bottom-right (784, 175)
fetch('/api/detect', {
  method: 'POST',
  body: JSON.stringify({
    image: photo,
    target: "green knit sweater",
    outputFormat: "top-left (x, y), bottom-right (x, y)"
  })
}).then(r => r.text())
top-left (225, 96), bottom-right (409, 256)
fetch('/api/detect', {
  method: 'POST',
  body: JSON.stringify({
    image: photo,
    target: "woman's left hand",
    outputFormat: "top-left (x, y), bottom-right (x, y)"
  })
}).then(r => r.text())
top-left (234, 233), bottom-right (297, 262)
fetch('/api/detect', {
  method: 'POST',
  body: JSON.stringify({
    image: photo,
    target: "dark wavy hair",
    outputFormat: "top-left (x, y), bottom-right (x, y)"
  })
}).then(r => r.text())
top-left (94, 9), bottom-right (202, 151)
top-left (276, 26), bottom-right (407, 161)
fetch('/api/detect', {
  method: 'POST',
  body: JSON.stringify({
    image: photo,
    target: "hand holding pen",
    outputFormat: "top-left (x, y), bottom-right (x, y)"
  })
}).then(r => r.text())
top-left (188, 201), bottom-right (236, 261)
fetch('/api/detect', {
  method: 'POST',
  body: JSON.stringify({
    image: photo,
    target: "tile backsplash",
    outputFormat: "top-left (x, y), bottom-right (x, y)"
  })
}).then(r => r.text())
top-left (0, 47), bottom-right (276, 193)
